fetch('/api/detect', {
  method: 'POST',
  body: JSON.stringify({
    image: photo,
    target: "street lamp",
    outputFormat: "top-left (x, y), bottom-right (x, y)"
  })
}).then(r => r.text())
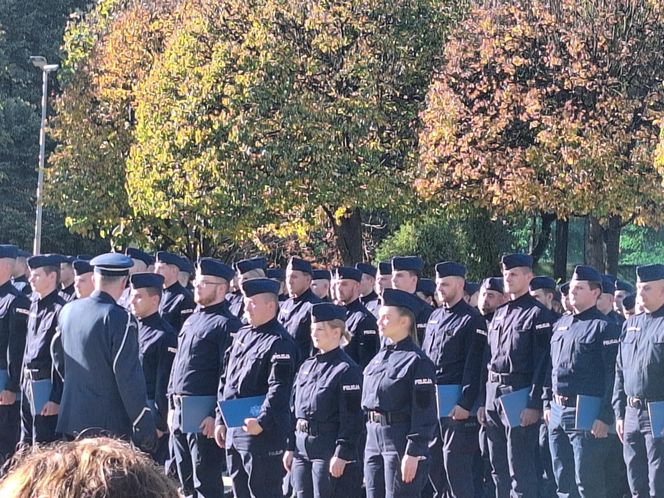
top-left (29, 56), bottom-right (59, 256)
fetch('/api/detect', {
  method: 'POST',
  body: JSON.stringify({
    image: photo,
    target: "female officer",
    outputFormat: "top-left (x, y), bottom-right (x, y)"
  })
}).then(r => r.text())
top-left (283, 302), bottom-right (364, 498)
top-left (362, 288), bottom-right (437, 498)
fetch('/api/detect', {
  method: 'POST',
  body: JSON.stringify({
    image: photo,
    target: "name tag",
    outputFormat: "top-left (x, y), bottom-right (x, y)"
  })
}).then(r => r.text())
top-left (273, 353), bottom-right (291, 360)
top-left (627, 327), bottom-right (640, 332)
top-left (167, 347), bottom-right (178, 354)
top-left (476, 329), bottom-right (487, 336)
top-left (429, 320), bottom-right (439, 325)
top-left (364, 329), bottom-right (377, 335)
top-left (603, 339), bottom-right (619, 346)
top-left (342, 384), bottom-right (361, 391)
top-left (16, 308), bottom-right (30, 315)
top-left (536, 323), bottom-right (550, 330)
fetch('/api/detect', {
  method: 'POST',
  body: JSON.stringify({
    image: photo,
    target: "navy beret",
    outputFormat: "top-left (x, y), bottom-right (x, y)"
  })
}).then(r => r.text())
top-left (76, 254), bottom-right (94, 261)
top-left (381, 288), bottom-right (422, 314)
top-left (125, 248), bottom-right (154, 267)
top-left (416, 278), bottom-right (436, 297)
top-left (90, 253), bottom-right (133, 276)
top-left (622, 293), bottom-right (636, 311)
top-left (529, 276), bottom-right (557, 292)
top-left (560, 282), bottom-right (570, 295)
top-left (616, 280), bottom-right (634, 293)
top-left (312, 269), bottom-right (331, 281)
top-left (16, 249), bottom-right (31, 259)
top-left (197, 257), bottom-right (235, 281)
top-left (501, 253), bottom-right (533, 270)
top-left (464, 281), bottom-right (480, 295)
top-left (179, 256), bottom-right (194, 274)
top-left (156, 251), bottom-right (182, 268)
top-left (435, 261), bottom-right (466, 279)
top-left (355, 263), bottom-right (377, 277)
top-left (60, 255), bottom-right (75, 265)
top-left (391, 256), bottom-right (424, 273)
top-left (336, 267), bottom-right (362, 282)
top-left (378, 261), bottom-right (392, 275)
top-left (311, 302), bottom-right (347, 323)
top-left (73, 259), bottom-right (93, 275)
top-left (266, 268), bottom-right (285, 280)
top-left (236, 257), bottom-right (267, 274)
top-left (242, 278), bottom-right (280, 297)
top-left (481, 277), bottom-right (504, 293)
top-left (601, 275), bottom-right (616, 295)
top-left (637, 264), bottom-right (664, 283)
top-left (130, 272), bottom-right (164, 289)
top-left (27, 254), bottom-right (61, 269)
top-left (287, 257), bottom-right (312, 275)
top-left (571, 265), bottom-right (602, 284)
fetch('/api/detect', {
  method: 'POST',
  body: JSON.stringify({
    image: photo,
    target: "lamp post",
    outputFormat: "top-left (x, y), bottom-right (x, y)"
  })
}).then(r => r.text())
top-left (29, 56), bottom-right (59, 255)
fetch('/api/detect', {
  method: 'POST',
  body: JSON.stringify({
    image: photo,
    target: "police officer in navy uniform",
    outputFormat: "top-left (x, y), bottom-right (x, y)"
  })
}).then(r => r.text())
top-left (53, 253), bottom-right (157, 451)
top-left (422, 262), bottom-right (487, 498)
top-left (283, 302), bottom-right (364, 497)
top-left (622, 294), bottom-right (637, 320)
top-left (12, 249), bottom-right (32, 296)
top-left (417, 278), bottom-right (437, 308)
top-left (0, 245), bottom-right (30, 463)
top-left (118, 248), bottom-right (154, 309)
top-left (463, 282), bottom-right (481, 309)
top-left (335, 267), bottom-right (379, 369)
top-left (231, 257), bottom-right (268, 320)
top-left (129, 272), bottom-right (177, 464)
top-left (155, 251), bottom-right (195, 333)
top-left (543, 266), bottom-right (620, 498)
top-left (215, 278), bottom-right (297, 498)
top-left (168, 258), bottom-right (240, 498)
top-left (178, 256), bottom-right (195, 292)
top-left (614, 280), bottom-right (634, 319)
top-left (356, 263), bottom-right (379, 316)
top-left (375, 262), bottom-right (393, 299)
top-left (72, 258), bottom-right (95, 299)
top-left (280, 257), bottom-right (322, 367)
top-left (391, 256), bottom-right (434, 345)
top-left (20, 255), bottom-right (66, 445)
top-left (476, 277), bottom-right (505, 498)
top-left (598, 275), bottom-right (625, 327)
top-left (613, 264), bottom-right (664, 497)
top-left (363, 288), bottom-right (437, 498)
top-left (267, 268), bottom-right (288, 302)
top-left (58, 255), bottom-right (76, 303)
top-left (483, 253), bottom-right (554, 498)
top-left (528, 276), bottom-right (560, 498)
top-left (311, 270), bottom-right (332, 302)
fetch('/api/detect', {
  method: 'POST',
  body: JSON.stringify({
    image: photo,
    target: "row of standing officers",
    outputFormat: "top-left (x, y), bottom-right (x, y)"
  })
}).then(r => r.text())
top-left (0, 244), bottom-right (663, 498)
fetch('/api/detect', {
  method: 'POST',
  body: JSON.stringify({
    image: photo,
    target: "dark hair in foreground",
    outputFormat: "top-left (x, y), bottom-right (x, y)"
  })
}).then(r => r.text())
top-left (0, 437), bottom-right (180, 497)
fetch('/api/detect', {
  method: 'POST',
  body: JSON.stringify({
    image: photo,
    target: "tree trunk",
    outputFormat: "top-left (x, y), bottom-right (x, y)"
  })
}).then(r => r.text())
top-left (553, 218), bottom-right (568, 281)
top-left (604, 215), bottom-right (621, 276)
top-left (585, 216), bottom-right (605, 273)
top-left (324, 206), bottom-right (364, 265)
top-left (531, 212), bottom-right (556, 263)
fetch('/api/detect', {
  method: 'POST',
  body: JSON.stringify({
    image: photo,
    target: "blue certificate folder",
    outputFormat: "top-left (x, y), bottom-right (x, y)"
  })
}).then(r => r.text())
top-left (218, 396), bottom-right (266, 428)
top-left (437, 385), bottom-right (462, 418)
top-left (648, 401), bottom-right (664, 439)
top-left (180, 395), bottom-right (216, 433)
top-left (30, 379), bottom-right (52, 416)
top-left (0, 369), bottom-right (7, 391)
top-left (575, 395), bottom-right (602, 431)
top-left (499, 388), bottom-right (530, 428)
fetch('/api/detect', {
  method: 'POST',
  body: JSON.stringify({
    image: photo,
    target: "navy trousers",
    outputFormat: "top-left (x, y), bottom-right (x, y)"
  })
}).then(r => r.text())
top-left (172, 429), bottom-right (226, 498)
top-left (227, 446), bottom-right (285, 498)
top-left (19, 387), bottom-right (58, 445)
top-left (623, 405), bottom-right (664, 497)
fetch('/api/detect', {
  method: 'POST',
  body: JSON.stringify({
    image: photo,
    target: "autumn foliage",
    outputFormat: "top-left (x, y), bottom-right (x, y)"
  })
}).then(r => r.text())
top-left (417, 0), bottom-right (664, 226)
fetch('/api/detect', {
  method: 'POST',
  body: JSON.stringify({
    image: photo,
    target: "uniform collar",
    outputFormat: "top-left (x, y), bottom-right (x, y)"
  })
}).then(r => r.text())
top-left (199, 300), bottom-right (228, 314)
top-left (165, 281), bottom-right (184, 293)
top-left (647, 304), bottom-right (664, 318)
top-left (293, 288), bottom-right (316, 303)
top-left (38, 288), bottom-right (60, 306)
top-left (362, 291), bottom-right (378, 301)
top-left (386, 335), bottom-right (414, 351)
top-left (0, 279), bottom-right (14, 293)
top-left (91, 290), bottom-right (117, 304)
top-left (138, 311), bottom-right (161, 324)
top-left (14, 276), bottom-right (28, 283)
top-left (315, 346), bottom-right (343, 361)
top-left (254, 316), bottom-right (280, 333)
top-left (574, 306), bottom-right (600, 320)
top-left (345, 298), bottom-right (363, 311)
top-left (443, 297), bottom-right (466, 312)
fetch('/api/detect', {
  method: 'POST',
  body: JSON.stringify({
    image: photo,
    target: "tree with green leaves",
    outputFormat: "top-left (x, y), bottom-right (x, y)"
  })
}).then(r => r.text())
top-left (417, 0), bottom-right (664, 276)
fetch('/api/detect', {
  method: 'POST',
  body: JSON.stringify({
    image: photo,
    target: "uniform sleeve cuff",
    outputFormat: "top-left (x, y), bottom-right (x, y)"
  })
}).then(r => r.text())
top-left (334, 443), bottom-right (356, 462)
top-left (405, 439), bottom-right (427, 457)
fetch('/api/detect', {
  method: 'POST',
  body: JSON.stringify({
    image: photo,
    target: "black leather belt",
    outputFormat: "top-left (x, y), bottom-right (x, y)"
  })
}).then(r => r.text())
top-left (367, 411), bottom-right (410, 425)
top-left (295, 419), bottom-right (338, 435)
top-left (628, 396), bottom-right (661, 410)
top-left (24, 368), bottom-right (50, 381)
top-left (553, 394), bottom-right (576, 408)
top-left (488, 372), bottom-right (530, 385)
